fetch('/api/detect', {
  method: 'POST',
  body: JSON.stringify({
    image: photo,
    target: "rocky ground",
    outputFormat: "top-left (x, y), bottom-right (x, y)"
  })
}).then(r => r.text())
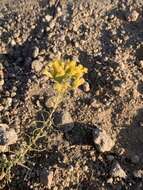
top-left (0, 0), bottom-right (143, 189)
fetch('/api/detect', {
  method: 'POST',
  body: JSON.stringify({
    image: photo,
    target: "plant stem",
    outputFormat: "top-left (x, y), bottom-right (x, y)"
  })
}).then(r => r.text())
top-left (1, 93), bottom-right (62, 181)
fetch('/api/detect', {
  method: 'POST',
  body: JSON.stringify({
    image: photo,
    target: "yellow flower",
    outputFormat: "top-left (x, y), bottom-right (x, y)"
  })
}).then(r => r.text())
top-left (43, 59), bottom-right (88, 93)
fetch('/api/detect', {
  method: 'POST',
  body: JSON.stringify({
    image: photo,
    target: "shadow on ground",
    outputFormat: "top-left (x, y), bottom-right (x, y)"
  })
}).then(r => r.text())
top-left (116, 108), bottom-right (143, 157)
top-left (78, 50), bottom-right (119, 104)
top-left (0, 2), bottom-right (58, 103)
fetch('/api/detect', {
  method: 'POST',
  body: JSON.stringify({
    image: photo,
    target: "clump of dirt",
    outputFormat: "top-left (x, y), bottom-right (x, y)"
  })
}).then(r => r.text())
top-left (0, 0), bottom-right (143, 189)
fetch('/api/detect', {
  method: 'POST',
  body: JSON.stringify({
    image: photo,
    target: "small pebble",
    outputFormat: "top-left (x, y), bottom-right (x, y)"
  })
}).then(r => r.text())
top-left (83, 82), bottom-right (90, 92)
top-left (131, 155), bottom-right (140, 164)
top-left (139, 60), bottom-right (143, 69)
top-left (49, 20), bottom-right (55, 29)
top-left (106, 155), bottom-right (115, 162)
top-left (128, 10), bottom-right (139, 22)
top-left (111, 162), bottom-right (126, 179)
top-left (133, 169), bottom-right (143, 178)
top-left (107, 177), bottom-right (113, 184)
top-left (93, 128), bottom-right (115, 152)
top-left (46, 26), bottom-right (50, 32)
top-left (32, 46), bottom-right (39, 58)
top-left (0, 76), bottom-right (4, 90)
top-left (45, 15), bottom-right (53, 22)
top-left (84, 165), bottom-right (88, 172)
top-left (31, 59), bottom-right (43, 73)
top-left (6, 97), bottom-right (12, 108)
top-left (11, 39), bottom-right (16, 46)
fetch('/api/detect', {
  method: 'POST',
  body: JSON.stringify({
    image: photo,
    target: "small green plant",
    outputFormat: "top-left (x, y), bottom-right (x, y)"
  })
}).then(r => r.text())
top-left (0, 59), bottom-right (87, 183)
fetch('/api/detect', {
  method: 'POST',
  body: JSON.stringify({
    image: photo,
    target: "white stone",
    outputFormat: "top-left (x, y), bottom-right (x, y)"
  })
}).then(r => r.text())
top-left (0, 124), bottom-right (18, 152)
top-left (111, 162), bottom-right (126, 179)
top-left (45, 15), bottom-right (52, 22)
top-left (93, 128), bottom-right (115, 152)
top-left (32, 60), bottom-right (43, 73)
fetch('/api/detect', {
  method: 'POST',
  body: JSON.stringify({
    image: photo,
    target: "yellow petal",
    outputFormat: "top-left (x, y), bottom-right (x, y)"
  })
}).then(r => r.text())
top-left (72, 78), bottom-right (85, 89)
top-left (53, 60), bottom-right (61, 73)
top-left (65, 60), bottom-right (76, 73)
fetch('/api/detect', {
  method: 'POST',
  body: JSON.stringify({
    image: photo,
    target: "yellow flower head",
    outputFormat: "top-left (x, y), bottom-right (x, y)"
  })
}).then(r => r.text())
top-left (43, 59), bottom-right (88, 93)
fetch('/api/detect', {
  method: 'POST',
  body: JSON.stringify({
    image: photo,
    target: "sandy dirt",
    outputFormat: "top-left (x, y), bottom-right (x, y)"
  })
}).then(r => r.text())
top-left (0, 0), bottom-right (143, 189)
